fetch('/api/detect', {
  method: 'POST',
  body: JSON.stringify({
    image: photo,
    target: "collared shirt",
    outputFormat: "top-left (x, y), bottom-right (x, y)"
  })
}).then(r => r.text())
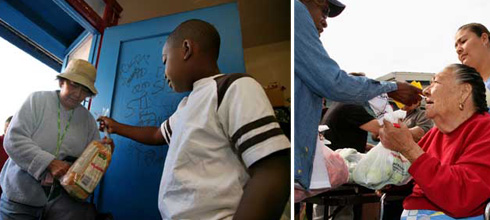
top-left (294, 0), bottom-right (397, 189)
top-left (158, 73), bottom-right (290, 219)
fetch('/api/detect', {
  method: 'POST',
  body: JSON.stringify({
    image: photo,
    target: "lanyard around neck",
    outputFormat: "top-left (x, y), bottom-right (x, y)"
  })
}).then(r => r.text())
top-left (56, 97), bottom-right (74, 157)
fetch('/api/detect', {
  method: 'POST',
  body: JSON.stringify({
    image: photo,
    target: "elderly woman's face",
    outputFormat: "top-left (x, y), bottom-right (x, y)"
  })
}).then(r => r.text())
top-left (423, 69), bottom-right (461, 119)
top-left (455, 29), bottom-right (488, 70)
top-left (59, 79), bottom-right (90, 109)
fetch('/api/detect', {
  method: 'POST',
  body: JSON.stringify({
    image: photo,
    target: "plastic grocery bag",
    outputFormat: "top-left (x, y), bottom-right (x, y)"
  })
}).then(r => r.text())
top-left (335, 148), bottom-right (364, 183)
top-left (294, 136), bottom-right (349, 202)
top-left (352, 142), bottom-right (411, 190)
top-left (323, 145), bottom-right (349, 188)
top-left (353, 96), bottom-right (412, 190)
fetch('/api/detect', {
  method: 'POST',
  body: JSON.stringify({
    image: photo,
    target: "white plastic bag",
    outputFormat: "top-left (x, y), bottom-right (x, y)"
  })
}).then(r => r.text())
top-left (335, 148), bottom-right (364, 183)
top-left (352, 97), bottom-right (412, 190)
top-left (352, 142), bottom-right (411, 190)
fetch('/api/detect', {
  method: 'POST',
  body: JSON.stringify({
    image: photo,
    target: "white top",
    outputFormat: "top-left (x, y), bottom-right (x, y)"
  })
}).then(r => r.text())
top-left (158, 73), bottom-right (290, 219)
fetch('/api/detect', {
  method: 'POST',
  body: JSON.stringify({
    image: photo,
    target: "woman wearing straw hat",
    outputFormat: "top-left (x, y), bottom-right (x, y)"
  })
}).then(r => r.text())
top-left (0, 59), bottom-right (101, 219)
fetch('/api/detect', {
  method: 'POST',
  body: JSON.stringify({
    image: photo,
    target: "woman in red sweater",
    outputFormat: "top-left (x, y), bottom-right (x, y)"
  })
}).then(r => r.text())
top-left (380, 64), bottom-right (490, 219)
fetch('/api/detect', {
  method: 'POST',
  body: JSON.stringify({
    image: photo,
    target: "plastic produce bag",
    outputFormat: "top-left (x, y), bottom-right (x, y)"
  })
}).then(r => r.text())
top-left (335, 148), bottom-right (364, 183)
top-left (351, 104), bottom-right (412, 190)
top-left (352, 142), bottom-right (411, 190)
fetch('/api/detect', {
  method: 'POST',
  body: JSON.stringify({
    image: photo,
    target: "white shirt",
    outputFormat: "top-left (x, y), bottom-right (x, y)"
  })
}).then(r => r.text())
top-left (158, 74), bottom-right (290, 219)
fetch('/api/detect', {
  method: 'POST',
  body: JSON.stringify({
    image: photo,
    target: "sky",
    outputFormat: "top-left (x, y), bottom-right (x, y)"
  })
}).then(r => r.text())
top-left (0, 37), bottom-right (59, 134)
top-left (321, 0), bottom-right (490, 79)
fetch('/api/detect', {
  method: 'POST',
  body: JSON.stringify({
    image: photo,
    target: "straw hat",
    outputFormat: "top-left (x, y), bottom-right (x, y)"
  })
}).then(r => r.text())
top-left (57, 59), bottom-right (98, 95)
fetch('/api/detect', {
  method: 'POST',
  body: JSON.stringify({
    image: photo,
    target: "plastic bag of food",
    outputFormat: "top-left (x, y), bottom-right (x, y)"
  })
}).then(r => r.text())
top-left (60, 140), bottom-right (112, 200)
top-left (322, 145), bottom-right (349, 188)
top-left (335, 148), bottom-right (364, 183)
top-left (352, 142), bottom-right (411, 190)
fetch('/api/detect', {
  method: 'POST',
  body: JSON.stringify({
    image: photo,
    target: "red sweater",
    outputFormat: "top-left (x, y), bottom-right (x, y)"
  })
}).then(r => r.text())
top-left (404, 113), bottom-right (490, 217)
top-left (0, 135), bottom-right (8, 195)
top-left (0, 135), bottom-right (7, 170)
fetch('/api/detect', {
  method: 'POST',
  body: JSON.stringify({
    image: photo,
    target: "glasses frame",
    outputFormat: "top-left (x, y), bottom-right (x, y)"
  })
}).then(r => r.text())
top-left (66, 80), bottom-right (94, 98)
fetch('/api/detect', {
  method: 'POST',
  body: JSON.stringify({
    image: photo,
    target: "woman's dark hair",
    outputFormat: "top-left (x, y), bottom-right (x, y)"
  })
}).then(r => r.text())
top-left (6, 116), bottom-right (12, 123)
top-left (448, 64), bottom-right (488, 113)
top-left (458, 23), bottom-right (490, 42)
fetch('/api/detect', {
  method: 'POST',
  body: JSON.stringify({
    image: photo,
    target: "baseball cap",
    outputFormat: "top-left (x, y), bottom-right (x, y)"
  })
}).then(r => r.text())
top-left (327, 0), bottom-right (346, 17)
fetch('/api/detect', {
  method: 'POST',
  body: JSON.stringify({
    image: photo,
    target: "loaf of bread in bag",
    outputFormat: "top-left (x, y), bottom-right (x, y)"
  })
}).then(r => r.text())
top-left (61, 141), bottom-right (112, 200)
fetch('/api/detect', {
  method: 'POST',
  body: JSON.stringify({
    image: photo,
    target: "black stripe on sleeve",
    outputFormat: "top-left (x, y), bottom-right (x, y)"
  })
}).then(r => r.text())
top-left (165, 118), bottom-right (172, 136)
top-left (237, 128), bottom-right (284, 155)
top-left (163, 121), bottom-right (171, 144)
top-left (214, 73), bottom-right (252, 110)
top-left (231, 115), bottom-right (278, 144)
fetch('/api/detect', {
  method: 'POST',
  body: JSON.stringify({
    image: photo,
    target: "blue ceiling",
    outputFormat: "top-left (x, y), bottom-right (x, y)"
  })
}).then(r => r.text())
top-left (7, 0), bottom-right (84, 47)
top-left (0, 0), bottom-right (89, 71)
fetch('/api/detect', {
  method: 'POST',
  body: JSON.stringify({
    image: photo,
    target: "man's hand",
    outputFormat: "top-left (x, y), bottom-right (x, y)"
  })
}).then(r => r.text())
top-left (388, 82), bottom-right (422, 106)
top-left (97, 116), bottom-right (120, 134)
top-left (48, 159), bottom-right (70, 179)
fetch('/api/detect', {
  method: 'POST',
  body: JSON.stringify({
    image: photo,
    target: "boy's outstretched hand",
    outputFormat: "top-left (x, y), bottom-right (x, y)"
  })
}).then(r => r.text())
top-left (97, 116), bottom-right (166, 146)
top-left (97, 116), bottom-right (119, 134)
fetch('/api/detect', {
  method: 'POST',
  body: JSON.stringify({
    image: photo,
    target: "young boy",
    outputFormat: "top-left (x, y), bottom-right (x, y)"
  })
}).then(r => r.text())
top-left (98, 19), bottom-right (290, 219)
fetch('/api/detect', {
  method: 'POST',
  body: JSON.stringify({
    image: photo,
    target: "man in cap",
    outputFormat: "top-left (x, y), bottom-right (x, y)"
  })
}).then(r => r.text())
top-left (0, 59), bottom-right (101, 219)
top-left (294, 0), bottom-right (422, 192)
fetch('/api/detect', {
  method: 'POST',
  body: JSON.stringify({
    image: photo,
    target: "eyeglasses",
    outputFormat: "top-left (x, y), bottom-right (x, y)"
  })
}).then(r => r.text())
top-left (67, 80), bottom-right (93, 97)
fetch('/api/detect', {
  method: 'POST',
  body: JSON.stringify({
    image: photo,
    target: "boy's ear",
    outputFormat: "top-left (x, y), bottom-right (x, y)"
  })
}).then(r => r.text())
top-left (182, 40), bottom-right (193, 60)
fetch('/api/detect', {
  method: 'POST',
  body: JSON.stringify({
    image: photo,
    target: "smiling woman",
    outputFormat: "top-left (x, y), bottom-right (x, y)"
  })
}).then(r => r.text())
top-left (379, 64), bottom-right (490, 218)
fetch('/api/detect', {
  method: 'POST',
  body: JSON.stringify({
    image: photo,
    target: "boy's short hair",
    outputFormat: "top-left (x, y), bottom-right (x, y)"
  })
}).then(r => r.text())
top-left (167, 19), bottom-right (221, 61)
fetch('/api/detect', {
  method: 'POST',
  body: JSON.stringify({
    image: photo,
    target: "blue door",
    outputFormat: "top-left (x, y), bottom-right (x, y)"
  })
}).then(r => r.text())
top-left (90, 3), bottom-right (245, 219)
